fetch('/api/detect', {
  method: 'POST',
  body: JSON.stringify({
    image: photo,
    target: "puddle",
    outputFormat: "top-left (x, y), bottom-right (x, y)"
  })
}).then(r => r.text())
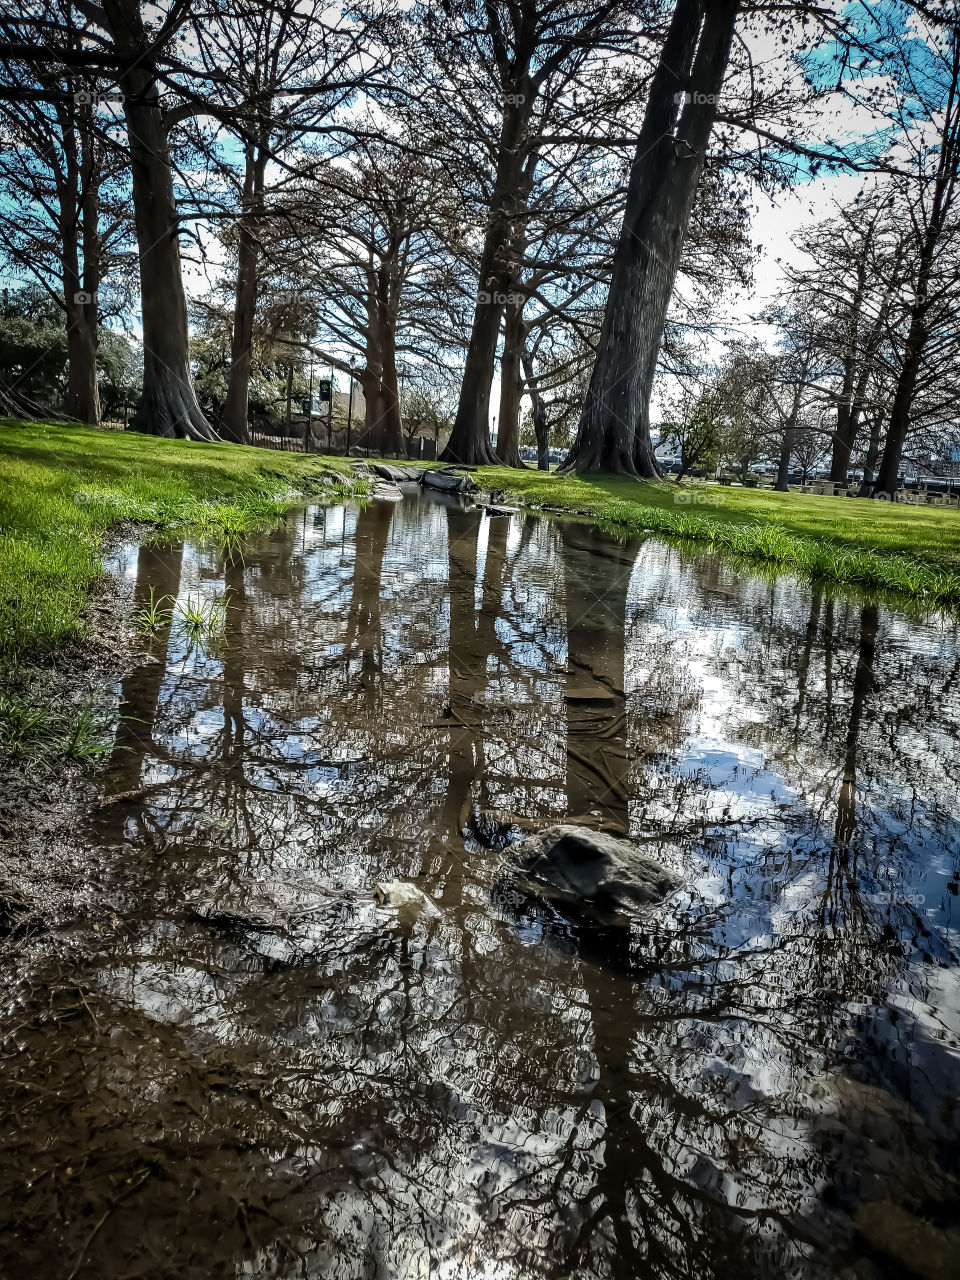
top-left (1, 487), bottom-right (958, 1278)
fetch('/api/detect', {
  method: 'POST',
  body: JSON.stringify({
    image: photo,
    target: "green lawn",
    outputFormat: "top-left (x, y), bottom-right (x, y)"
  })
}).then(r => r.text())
top-left (471, 466), bottom-right (960, 604)
top-left (0, 419), bottom-right (358, 666)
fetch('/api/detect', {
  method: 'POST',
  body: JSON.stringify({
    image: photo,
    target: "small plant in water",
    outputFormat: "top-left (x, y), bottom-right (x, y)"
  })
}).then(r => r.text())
top-left (135, 587), bottom-right (173, 633)
top-left (174, 592), bottom-right (230, 639)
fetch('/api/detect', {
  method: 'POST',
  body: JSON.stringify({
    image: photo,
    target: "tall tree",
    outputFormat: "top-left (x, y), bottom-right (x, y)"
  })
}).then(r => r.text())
top-left (189, 0), bottom-right (372, 445)
top-left (562, 0), bottom-right (739, 475)
top-left (875, 11), bottom-right (960, 495)
top-left (274, 141), bottom-right (465, 455)
top-left (0, 2), bottom-right (130, 423)
top-left (408, 0), bottom-right (647, 465)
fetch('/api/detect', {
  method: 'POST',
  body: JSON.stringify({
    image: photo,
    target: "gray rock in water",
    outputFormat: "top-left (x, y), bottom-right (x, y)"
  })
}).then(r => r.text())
top-left (422, 469), bottom-right (478, 494)
top-left (371, 482), bottom-right (404, 501)
top-left (371, 463), bottom-right (422, 483)
top-left (510, 824), bottom-right (679, 911)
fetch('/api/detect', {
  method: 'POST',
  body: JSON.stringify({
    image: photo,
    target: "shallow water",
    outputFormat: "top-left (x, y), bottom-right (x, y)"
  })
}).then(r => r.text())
top-left (1, 488), bottom-right (959, 1279)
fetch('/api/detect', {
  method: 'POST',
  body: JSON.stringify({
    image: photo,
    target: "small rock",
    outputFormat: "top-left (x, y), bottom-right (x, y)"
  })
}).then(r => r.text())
top-left (422, 469), bottom-right (478, 494)
top-left (371, 482), bottom-right (404, 501)
top-left (509, 824), bottom-right (679, 912)
top-left (371, 463), bottom-right (422, 483)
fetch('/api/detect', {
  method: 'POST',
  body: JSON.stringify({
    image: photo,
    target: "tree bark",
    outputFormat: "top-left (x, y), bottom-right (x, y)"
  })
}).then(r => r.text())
top-left (521, 347), bottom-right (549, 469)
top-left (563, 0), bottom-right (739, 476)
top-left (774, 428), bottom-right (794, 491)
top-left (858, 414), bottom-right (883, 496)
top-left (829, 256), bottom-right (868, 483)
top-left (442, 101), bottom-right (529, 465)
top-left (61, 106), bottom-right (100, 424)
top-left (102, 0), bottom-right (217, 441)
top-left (378, 322), bottom-right (404, 456)
top-left (495, 290), bottom-right (526, 467)
top-left (222, 145), bottom-right (267, 445)
top-left (874, 303), bottom-right (927, 495)
top-left (353, 268), bottom-right (404, 456)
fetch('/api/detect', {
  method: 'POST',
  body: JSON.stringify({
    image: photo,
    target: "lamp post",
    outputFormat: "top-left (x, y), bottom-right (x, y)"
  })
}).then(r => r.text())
top-left (347, 357), bottom-right (356, 456)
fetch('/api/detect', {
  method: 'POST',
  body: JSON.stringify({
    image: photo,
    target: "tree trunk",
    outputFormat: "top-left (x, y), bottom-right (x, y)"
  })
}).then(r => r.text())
top-left (875, 139), bottom-right (949, 496)
top-left (774, 427), bottom-right (794, 491)
top-left (495, 291), bottom-right (526, 467)
top-left (222, 145), bottom-right (266, 445)
top-left (103, 0), bottom-right (216, 441)
top-left (521, 347), bottom-right (549, 469)
top-left (563, 0), bottom-right (738, 476)
top-left (354, 279), bottom-right (404, 455)
top-left (830, 402), bottom-right (855, 485)
top-left (874, 305), bottom-right (926, 496)
top-left (359, 367), bottom-right (384, 452)
top-left (442, 103), bottom-right (529, 465)
top-left (63, 295), bottom-right (100, 424)
top-left (61, 107), bottom-right (100, 424)
top-left (858, 415), bottom-right (883, 496)
top-left (378, 322), bottom-right (404, 456)
top-left (829, 256), bottom-right (868, 483)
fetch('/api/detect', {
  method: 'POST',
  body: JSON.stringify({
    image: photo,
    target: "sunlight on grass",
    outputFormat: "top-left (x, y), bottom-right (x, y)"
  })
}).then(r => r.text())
top-left (477, 467), bottom-right (960, 605)
top-left (0, 419), bottom-right (364, 667)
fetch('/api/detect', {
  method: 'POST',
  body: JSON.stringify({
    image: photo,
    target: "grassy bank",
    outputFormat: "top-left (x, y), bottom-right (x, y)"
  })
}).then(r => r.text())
top-left (472, 466), bottom-right (960, 605)
top-left (0, 419), bottom-right (360, 667)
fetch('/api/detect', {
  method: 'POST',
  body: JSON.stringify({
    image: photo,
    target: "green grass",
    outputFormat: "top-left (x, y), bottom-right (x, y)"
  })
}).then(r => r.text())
top-left (0, 418), bottom-right (362, 667)
top-left (174, 592), bottom-right (229, 639)
top-left (0, 688), bottom-right (111, 761)
top-left (472, 467), bottom-right (960, 606)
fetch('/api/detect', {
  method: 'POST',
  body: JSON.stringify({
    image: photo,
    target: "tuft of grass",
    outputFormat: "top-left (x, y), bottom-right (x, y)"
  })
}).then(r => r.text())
top-left (475, 467), bottom-right (960, 606)
top-left (61, 700), bottom-right (113, 759)
top-left (135, 587), bottom-right (173, 633)
top-left (0, 418), bottom-right (365, 668)
top-left (0, 688), bottom-right (111, 761)
top-left (174, 592), bottom-right (229, 639)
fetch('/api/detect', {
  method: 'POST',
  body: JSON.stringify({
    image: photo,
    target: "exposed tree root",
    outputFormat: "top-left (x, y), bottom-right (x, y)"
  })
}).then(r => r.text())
top-left (130, 371), bottom-right (220, 442)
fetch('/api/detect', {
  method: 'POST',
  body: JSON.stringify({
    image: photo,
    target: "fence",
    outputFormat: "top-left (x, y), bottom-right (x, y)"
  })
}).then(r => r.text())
top-left (249, 429), bottom-right (439, 460)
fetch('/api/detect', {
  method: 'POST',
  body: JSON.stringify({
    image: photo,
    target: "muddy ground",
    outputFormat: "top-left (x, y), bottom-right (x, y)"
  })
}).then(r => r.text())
top-left (0, 526), bottom-right (144, 978)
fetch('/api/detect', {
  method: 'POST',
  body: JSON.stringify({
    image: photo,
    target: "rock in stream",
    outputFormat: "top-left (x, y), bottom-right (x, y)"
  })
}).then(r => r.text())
top-left (505, 824), bottom-right (679, 913)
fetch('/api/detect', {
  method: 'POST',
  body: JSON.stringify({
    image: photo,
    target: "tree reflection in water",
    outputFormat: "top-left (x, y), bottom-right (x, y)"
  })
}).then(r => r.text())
top-left (0, 492), bottom-right (958, 1280)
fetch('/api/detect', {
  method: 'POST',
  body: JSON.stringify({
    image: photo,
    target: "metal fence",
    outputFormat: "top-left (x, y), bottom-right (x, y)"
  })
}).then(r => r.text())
top-left (249, 430), bottom-right (439, 459)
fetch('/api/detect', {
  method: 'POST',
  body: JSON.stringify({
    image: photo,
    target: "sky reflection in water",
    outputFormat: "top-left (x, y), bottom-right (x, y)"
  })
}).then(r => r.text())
top-left (1, 488), bottom-right (958, 1280)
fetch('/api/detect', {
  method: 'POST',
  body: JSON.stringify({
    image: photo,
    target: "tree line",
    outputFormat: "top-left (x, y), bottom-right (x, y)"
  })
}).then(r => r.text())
top-left (0, 0), bottom-right (958, 492)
